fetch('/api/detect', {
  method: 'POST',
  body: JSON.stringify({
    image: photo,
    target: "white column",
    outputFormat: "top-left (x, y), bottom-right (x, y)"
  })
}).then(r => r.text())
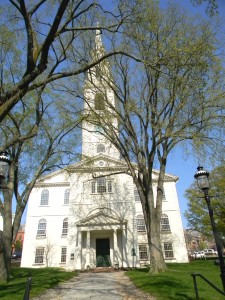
top-left (76, 230), bottom-right (82, 269)
top-left (121, 226), bottom-right (126, 267)
top-left (113, 229), bottom-right (118, 266)
top-left (86, 230), bottom-right (90, 268)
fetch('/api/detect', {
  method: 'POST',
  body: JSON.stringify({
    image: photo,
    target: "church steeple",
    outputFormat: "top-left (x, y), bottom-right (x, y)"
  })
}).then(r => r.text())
top-left (82, 29), bottom-right (119, 160)
top-left (95, 28), bottom-right (105, 58)
top-left (88, 29), bottom-right (111, 83)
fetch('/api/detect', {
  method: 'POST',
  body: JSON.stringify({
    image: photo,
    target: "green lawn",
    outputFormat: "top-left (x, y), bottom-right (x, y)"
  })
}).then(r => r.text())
top-left (1, 261), bottom-right (224, 300)
top-left (0, 265), bottom-right (77, 300)
top-left (127, 260), bottom-right (225, 300)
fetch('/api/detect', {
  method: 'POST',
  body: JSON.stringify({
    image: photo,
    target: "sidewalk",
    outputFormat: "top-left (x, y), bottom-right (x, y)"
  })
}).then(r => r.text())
top-left (31, 270), bottom-right (156, 300)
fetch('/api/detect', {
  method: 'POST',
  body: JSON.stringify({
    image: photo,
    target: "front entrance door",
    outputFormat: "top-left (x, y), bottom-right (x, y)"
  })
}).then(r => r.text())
top-left (96, 238), bottom-right (110, 267)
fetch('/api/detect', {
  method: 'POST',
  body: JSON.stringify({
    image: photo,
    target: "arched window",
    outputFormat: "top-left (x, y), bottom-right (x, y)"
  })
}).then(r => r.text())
top-left (136, 215), bottom-right (146, 232)
top-left (62, 218), bottom-right (68, 237)
top-left (40, 189), bottom-right (49, 206)
top-left (97, 144), bottom-right (105, 153)
top-left (94, 93), bottom-right (105, 110)
top-left (161, 214), bottom-right (171, 232)
top-left (37, 219), bottom-right (47, 237)
top-left (64, 189), bottom-right (70, 205)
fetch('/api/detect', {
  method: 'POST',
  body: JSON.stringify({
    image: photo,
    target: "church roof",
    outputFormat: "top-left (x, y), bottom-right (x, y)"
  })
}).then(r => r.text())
top-left (36, 153), bottom-right (178, 184)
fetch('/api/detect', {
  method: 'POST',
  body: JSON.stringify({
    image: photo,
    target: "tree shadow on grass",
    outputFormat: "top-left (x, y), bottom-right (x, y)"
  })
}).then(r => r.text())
top-left (0, 267), bottom-right (77, 300)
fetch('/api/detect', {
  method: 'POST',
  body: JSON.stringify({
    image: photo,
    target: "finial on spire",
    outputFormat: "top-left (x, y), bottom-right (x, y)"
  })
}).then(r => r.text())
top-left (95, 22), bottom-right (104, 58)
top-left (96, 21), bottom-right (102, 36)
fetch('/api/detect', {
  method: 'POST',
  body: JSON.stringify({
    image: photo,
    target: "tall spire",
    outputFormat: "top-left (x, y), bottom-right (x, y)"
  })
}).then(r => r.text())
top-left (88, 26), bottom-right (110, 82)
top-left (82, 25), bottom-right (119, 160)
top-left (95, 27), bottom-right (105, 59)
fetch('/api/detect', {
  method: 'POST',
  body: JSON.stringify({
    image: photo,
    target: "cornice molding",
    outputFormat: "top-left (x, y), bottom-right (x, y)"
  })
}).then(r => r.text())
top-left (68, 166), bottom-right (129, 174)
top-left (35, 182), bottom-right (70, 188)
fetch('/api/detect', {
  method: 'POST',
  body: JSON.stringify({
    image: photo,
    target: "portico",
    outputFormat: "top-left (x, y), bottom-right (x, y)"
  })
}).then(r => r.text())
top-left (76, 208), bottom-right (127, 269)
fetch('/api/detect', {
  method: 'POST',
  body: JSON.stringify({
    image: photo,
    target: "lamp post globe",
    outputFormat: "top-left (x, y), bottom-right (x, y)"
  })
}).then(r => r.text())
top-left (0, 151), bottom-right (11, 183)
top-left (194, 166), bottom-right (210, 192)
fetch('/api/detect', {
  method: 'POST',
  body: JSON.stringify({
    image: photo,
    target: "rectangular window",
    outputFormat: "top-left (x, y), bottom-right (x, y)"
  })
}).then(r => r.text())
top-left (62, 228), bottom-right (68, 236)
top-left (91, 181), bottom-right (96, 193)
top-left (61, 247), bottom-right (67, 263)
top-left (163, 243), bottom-right (174, 258)
top-left (162, 187), bottom-right (166, 201)
top-left (97, 178), bottom-right (106, 193)
top-left (139, 244), bottom-right (148, 260)
top-left (40, 193), bottom-right (49, 205)
top-left (91, 179), bottom-right (113, 193)
top-left (134, 189), bottom-right (140, 201)
top-left (64, 189), bottom-right (70, 205)
top-left (62, 219), bottom-right (68, 236)
top-left (35, 248), bottom-right (44, 264)
top-left (108, 181), bottom-right (112, 192)
top-left (137, 217), bottom-right (146, 232)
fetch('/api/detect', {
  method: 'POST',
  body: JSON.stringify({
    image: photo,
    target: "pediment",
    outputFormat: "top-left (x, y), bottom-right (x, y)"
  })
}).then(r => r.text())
top-left (68, 154), bottom-right (128, 172)
top-left (77, 208), bottom-right (125, 227)
top-left (35, 154), bottom-right (178, 184)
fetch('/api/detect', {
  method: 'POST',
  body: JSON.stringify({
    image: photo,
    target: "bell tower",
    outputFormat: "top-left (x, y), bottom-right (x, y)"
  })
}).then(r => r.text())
top-left (82, 30), bottom-right (120, 160)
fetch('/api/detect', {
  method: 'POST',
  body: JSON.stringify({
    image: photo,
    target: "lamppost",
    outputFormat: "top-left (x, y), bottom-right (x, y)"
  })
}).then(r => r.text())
top-left (0, 151), bottom-right (11, 188)
top-left (194, 166), bottom-right (225, 292)
top-left (0, 151), bottom-right (11, 251)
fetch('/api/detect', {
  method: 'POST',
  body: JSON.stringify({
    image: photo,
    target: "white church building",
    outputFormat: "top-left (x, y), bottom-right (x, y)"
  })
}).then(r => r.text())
top-left (21, 32), bottom-right (188, 270)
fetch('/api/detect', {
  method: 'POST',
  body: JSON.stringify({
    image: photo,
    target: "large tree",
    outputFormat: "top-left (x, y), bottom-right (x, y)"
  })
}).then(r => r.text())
top-left (0, 0), bottom-right (137, 282)
top-left (81, 0), bottom-right (225, 273)
top-left (185, 166), bottom-right (225, 240)
top-left (0, 87), bottom-right (82, 281)
top-left (0, 0), bottom-right (137, 124)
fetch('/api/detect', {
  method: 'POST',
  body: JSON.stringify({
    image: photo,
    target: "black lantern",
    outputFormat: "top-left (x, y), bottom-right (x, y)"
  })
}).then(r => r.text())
top-left (194, 166), bottom-right (225, 292)
top-left (0, 151), bottom-right (10, 184)
top-left (194, 166), bottom-right (210, 191)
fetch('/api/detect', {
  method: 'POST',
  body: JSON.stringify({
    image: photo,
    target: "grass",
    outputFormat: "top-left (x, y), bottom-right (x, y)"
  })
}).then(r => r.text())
top-left (0, 265), bottom-right (77, 300)
top-left (126, 260), bottom-right (225, 300)
top-left (1, 261), bottom-right (224, 300)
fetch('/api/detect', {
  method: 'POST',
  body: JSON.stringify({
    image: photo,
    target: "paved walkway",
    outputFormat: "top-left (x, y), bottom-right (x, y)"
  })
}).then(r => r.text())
top-left (31, 270), bottom-right (155, 300)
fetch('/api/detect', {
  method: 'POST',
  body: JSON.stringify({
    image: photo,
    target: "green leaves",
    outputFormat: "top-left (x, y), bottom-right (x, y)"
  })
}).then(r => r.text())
top-left (185, 166), bottom-right (225, 238)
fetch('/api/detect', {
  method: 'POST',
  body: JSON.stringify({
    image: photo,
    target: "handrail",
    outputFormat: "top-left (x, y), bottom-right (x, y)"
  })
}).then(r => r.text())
top-left (191, 273), bottom-right (225, 300)
top-left (23, 277), bottom-right (32, 300)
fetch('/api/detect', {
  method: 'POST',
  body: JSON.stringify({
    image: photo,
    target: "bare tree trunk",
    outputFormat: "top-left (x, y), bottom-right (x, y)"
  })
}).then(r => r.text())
top-left (140, 183), bottom-right (167, 273)
top-left (148, 215), bottom-right (166, 273)
top-left (0, 233), bottom-right (11, 282)
top-left (0, 176), bottom-right (14, 282)
top-left (0, 251), bottom-right (8, 282)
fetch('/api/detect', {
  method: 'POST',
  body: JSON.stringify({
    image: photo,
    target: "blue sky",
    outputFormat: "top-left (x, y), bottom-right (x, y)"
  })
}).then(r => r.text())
top-left (160, 0), bottom-right (225, 228)
top-left (19, 0), bottom-right (224, 228)
top-left (96, 0), bottom-right (224, 228)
